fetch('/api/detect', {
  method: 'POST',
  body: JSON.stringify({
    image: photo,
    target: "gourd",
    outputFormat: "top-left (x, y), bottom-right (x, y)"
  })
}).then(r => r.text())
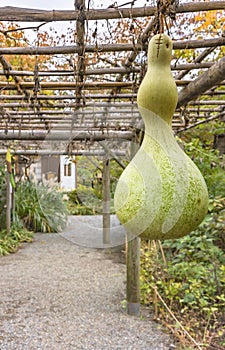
top-left (114, 33), bottom-right (208, 240)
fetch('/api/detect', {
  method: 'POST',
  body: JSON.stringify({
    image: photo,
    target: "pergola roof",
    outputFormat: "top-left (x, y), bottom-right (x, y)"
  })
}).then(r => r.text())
top-left (0, 0), bottom-right (224, 156)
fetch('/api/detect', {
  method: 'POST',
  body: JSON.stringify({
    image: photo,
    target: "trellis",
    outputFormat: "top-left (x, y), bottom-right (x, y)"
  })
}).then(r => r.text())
top-left (0, 0), bottom-right (225, 316)
top-left (0, 1), bottom-right (224, 152)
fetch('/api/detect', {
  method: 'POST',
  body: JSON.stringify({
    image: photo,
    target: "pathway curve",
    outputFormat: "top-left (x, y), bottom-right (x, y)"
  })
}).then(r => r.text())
top-left (0, 221), bottom-right (176, 350)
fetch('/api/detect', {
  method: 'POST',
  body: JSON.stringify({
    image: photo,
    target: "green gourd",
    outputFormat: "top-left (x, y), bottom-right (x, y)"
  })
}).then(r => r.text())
top-left (114, 33), bottom-right (208, 240)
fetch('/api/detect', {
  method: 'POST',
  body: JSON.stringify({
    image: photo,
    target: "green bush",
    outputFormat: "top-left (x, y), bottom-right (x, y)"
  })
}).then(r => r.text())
top-left (183, 137), bottom-right (225, 198)
top-left (65, 184), bottom-right (117, 215)
top-left (0, 222), bottom-right (33, 255)
top-left (140, 201), bottom-right (225, 348)
top-left (15, 180), bottom-right (68, 232)
top-left (65, 186), bottom-right (103, 215)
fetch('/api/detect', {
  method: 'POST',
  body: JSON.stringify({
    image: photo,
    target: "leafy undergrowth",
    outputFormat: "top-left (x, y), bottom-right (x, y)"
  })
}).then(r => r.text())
top-left (15, 180), bottom-right (68, 233)
top-left (0, 224), bottom-right (33, 256)
top-left (140, 197), bottom-right (225, 350)
top-left (65, 187), bottom-right (100, 215)
top-left (65, 186), bottom-right (116, 215)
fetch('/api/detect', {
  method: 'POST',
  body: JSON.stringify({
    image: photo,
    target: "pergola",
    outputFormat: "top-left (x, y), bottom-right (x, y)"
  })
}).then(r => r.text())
top-left (0, 0), bottom-right (225, 316)
top-left (0, 0), bottom-right (224, 158)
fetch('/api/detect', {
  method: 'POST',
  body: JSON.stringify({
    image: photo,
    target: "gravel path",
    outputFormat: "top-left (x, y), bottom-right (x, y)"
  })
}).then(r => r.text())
top-left (0, 222), bottom-right (176, 350)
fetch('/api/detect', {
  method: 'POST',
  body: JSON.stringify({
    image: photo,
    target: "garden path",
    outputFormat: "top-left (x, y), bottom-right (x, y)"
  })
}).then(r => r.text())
top-left (0, 216), bottom-right (176, 350)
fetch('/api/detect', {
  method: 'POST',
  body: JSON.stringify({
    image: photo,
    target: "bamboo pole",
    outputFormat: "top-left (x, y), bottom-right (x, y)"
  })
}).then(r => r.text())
top-left (102, 156), bottom-right (111, 245)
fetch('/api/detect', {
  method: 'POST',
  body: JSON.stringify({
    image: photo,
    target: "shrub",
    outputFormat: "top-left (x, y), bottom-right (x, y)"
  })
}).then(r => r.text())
top-left (0, 222), bottom-right (33, 255)
top-left (15, 180), bottom-right (68, 233)
top-left (140, 201), bottom-right (225, 348)
top-left (66, 185), bottom-right (116, 215)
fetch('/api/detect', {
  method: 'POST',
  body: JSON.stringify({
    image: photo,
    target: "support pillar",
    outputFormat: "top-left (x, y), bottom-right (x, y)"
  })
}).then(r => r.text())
top-left (6, 171), bottom-right (11, 234)
top-left (126, 235), bottom-right (140, 316)
top-left (102, 156), bottom-right (110, 244)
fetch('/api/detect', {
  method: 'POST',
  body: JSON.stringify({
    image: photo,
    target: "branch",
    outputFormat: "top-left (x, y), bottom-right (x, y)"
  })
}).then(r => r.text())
top-left (177, 56), bottom-right (225, 108)
top-left (176, 110), bottom-right (225, 133)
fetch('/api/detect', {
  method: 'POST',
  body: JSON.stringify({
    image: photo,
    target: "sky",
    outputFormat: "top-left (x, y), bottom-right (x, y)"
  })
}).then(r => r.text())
top-left (1, 0), bottom-right (152, 45)
top-left (1, 0), bottom-right (153, 10)
top-left (1, 0), bottom-right (77, 10)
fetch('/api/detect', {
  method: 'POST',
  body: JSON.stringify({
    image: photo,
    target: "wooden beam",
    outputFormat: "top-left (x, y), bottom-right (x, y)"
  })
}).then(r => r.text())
top-left (2, 99), bottom-right (224, 110)
top-left (0, 37), bottom-right (224, 55)
top-left (1, 90), bottom-right (225, 102)
top-left (0, 63), bottom-right (214, 78)
top-left (178, 56), bottom-right (225, 108)
top-left (0, 101), bottom-right (140, 109)
top-left (0, 80), bottom-right (190, 90)
top-left (0, 2), bottom-right (224, 21)
top-left (0, 81), bottom-right (136, 90)
top-left (0, 93), bottom-right (138, 100)
top-left (99, 141), bottom-right (126, 170)
top-left (0, 108), bottom-right (140, 116)
top-left (0, 130), bottom-right (134, 141)
top-left (0, 149), bottom-right (126, 156)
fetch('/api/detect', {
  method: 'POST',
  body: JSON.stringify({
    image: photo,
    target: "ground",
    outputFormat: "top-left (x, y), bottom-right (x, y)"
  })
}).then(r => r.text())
top-left (0, 217), bottom-right (176, 350)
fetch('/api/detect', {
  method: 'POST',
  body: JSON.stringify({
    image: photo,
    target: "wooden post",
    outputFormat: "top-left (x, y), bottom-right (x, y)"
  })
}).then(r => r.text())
top-left (126, 136), bottom-right (141, 316)
top-left (102, 156), bottom-right (110, 244)
top-left (127, 235), bottom-right (141, 316)
top-left (6, 171), bottom-right (11, 234)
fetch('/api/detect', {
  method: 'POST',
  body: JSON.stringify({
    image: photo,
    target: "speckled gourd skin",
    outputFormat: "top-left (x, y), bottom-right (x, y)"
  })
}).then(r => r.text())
top-left (114, 34), bottom-right (208, 240)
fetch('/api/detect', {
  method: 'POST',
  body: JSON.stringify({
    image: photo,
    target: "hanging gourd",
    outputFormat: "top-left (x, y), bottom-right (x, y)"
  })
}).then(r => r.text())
top-left (114, 33), bottom-right (208, 240)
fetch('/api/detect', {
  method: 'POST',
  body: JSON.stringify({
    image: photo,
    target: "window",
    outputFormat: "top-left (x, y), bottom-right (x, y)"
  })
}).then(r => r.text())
top-left (64, 163), bottom-right (71, 176)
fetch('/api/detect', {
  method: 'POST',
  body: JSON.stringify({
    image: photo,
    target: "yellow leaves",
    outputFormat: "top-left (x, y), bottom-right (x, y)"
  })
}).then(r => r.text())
top-left (194, 10), bottom-right (225, 35)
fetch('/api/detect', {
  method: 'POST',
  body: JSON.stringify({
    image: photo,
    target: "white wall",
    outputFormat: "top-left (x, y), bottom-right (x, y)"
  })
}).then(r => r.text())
top-left (60, 156), bottom-right (76, 191)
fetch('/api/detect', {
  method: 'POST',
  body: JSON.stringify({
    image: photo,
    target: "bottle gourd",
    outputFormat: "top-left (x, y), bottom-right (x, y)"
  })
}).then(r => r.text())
top-left (114, 34), bottom-right (208, 240)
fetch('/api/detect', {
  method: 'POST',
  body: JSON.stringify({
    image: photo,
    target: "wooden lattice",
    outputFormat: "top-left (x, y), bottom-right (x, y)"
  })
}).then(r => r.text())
top-left (0, 0), bottom-right (224, 155)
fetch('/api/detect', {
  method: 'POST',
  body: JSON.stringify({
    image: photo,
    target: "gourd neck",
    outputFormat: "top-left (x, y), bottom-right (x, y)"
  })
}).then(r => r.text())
top-left (137, 33), bottom-right (178, 126)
